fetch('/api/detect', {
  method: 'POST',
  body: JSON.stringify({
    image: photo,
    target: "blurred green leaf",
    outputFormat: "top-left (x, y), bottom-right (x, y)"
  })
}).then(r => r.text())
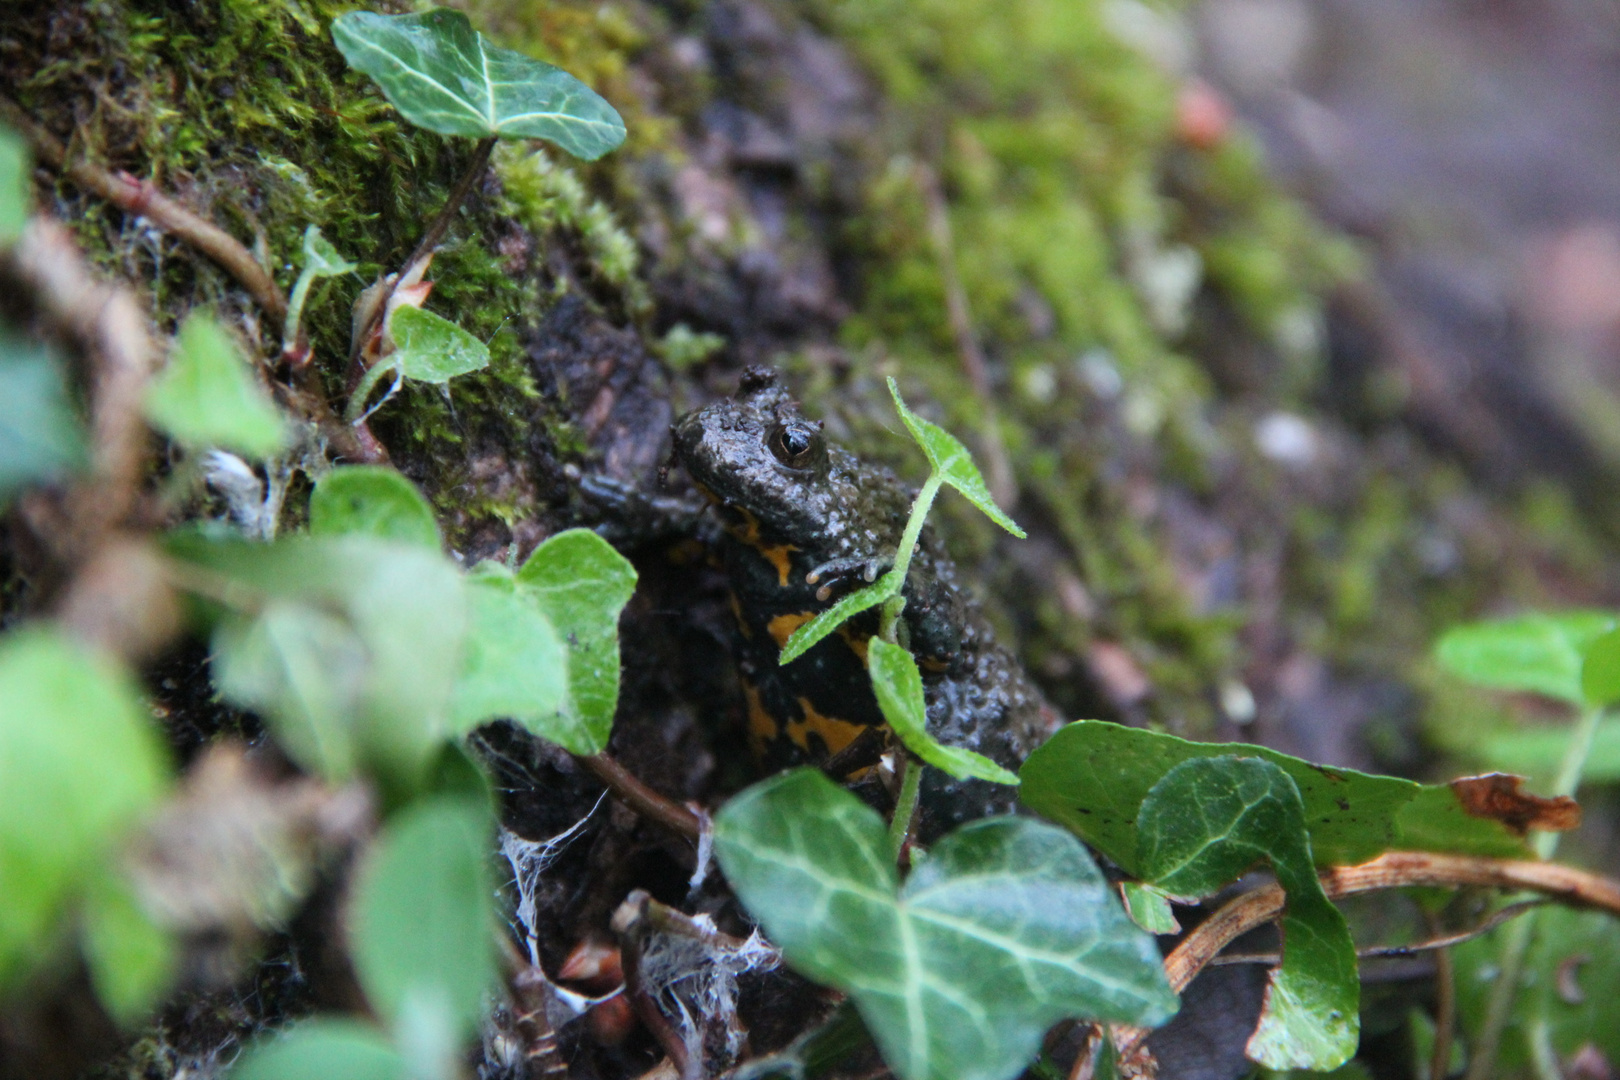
top-left (1481, 719), bottom-right (1620, 783)
top-left (309, 466), bottom-right (441, 550)
top-left (513, 529), bottom-right (636, 754)
top-left (780, 569), bottom-right (900, 666)
top-left (1119, 882), bottom-right (1179, 935)
top-left (232, 1019), bottom-right (409, 1080)
top-left (1435, 611), bottom-right (1615, 706)
top-left (0, 628), bottom-right (169, 987)
top-left (168, 534), bottom-right (466, 789)
top-left (388, 306), bottom-right (489, 384)
top-left (80, 876), bottom-right (176, 1025)
top-left (887, 378), bottom-right (1024, 538)
top-left (0, 127), bottom-right (29, 244)
top-left (350, 796), bottom-right (496, 1041)
top-left (145, 312), bottom-right (288, 457)
top-left (0, 333), bottom-right (86, 505)
top-left (1582, 626), bottom-right (1620, 707)
top-left (448, 563), bottom-right (568, 737)
top-left (1019, 721), bottom-right (1526, 872)
top-left (1138, 756), bottom-right (1357, 1070)
top-left (1454, 905), bottom-right (1620, 1074)
top-left (868, 638), bottom-right (1017, 783)
top-left (331, 8), bottom-right (626, 158)
top-left (714, 769), bottom-right (1176, 1080)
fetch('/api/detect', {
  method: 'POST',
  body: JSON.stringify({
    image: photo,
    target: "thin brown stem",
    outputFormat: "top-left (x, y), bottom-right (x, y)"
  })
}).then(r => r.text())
top-left (2, 98), bottom-right (286, 323)
top-left (577, 753), bottom-right (702, 842)
top-left (1114, 852), bottom-right (1620, 1059)
top-left (348, 135), bottom-right (497, 371)
top-left (1208, 899), bottom-right (1547, 967)
top-left (614, 891), bottom-right (693, 1079)
top-left (1428, 911), bottom-right (1457, 1080)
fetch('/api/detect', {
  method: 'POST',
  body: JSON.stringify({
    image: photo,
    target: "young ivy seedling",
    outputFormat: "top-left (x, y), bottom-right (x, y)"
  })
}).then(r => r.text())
top-left (776, 379), bottom-right (1025, 846)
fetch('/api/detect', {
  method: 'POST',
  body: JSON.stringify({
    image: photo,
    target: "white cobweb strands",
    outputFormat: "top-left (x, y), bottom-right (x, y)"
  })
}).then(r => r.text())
top-left (638, 915), bottom-right (782, 1067)
top-left (499, 795), bottom-right (603, 966)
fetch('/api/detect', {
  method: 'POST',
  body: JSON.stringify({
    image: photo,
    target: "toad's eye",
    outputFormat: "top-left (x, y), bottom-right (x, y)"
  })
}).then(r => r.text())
top-left (768, 420), bottom-right (824, 469)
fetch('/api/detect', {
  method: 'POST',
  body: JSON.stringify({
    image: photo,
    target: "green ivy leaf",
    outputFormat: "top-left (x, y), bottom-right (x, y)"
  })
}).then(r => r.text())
top-left (80, 876), bottom-right (176, 1025)
top-left (513, 529), bottom-right (636, 755)
top-left (299, 224), bottom-right (357, 278)
top-left (0, 333), bottom-right (86, 506)
top-left (232, 1019), bottom-right (409, 1080)
top-left (1018, 721), bottom-right (1526, 873)
top-left (714, 769), bottom-right (1177, 1080)
top-left (868, 638), bottom-right (1017, 784)
top-left (349, 796), bottom-right (496, 1041)
top-left (331, 8), bottom-right (626, 159)
top-left (0, 628), bottom-right (170, 988)
top-left (448, 563), bottom-right (568, 737)
top-left (886, 378), bottom-right (1024, 539)
top-left (145, 312), bottom-right (289, 457)
top-left (309, 466), bottom-right (441, 550)
top-left (168, 534), bottom-right (466, 789)
top-left (0, 127), bottom-right (29, 244)
top-left (1137, 756), bottom-right (1358, 1071)
top-left (388, 305), bottom-right (490, 384)
top-left (780, 569), bottom-right (901, 666)
top-left (1435, 611), bottom-right (1615, 706)
top-left (1118, 882), bottom-right (1179, 935)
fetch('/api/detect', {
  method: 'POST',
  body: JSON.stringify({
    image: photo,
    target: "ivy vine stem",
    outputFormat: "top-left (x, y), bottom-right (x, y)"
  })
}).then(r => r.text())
top-left (877, 473), bottom-right (943, 642)
top-left (1465, 701), bottom-right (1606, 1080)
top-left (347, 135), bottom-right (498, 371)
top-left (888, 756), bottom-right (923, 858)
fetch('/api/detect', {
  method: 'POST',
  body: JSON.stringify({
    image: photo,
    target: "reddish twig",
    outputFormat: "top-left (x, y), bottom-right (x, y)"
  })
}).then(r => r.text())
top-left (2, 98), bottom-right (286, 323)
top-left (613, 891), bottom-right (693, 1079)
top-left (577, 753), bottom-right (702, 842)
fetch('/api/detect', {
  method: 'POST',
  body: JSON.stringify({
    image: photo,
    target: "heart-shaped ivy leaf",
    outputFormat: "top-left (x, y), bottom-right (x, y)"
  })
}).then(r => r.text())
top-left (389, 306), bottom-right (489, 384)
top-left (331, 8), bottom-right (626, 159)
top-left (168, 533), bottom-right (466, 790)
top-left (714, 769), bottom-right (1177, 1080)
top-left (887, 378), bottom-right (1024, 539)
top-left (1137, 756), bottom-right (1358, 1071)
top-left (448, 562), bottom-right (568, 738)
top-left (309, 466), bottom-right (441, 550)
top-left (513, 528), bottom-right (637, 754)
top-left (349, 796), bottom-right (496, 1042)
top-left (145, 312), bottom-right (289, 458)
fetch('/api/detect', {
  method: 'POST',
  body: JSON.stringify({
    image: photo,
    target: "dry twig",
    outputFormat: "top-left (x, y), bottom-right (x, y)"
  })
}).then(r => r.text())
top-left (1, 97), bottom-right (287, 323)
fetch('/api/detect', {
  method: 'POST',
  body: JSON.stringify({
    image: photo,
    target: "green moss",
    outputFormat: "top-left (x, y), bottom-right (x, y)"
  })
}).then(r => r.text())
top-left (4, 0), bottom-right (660, 545)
